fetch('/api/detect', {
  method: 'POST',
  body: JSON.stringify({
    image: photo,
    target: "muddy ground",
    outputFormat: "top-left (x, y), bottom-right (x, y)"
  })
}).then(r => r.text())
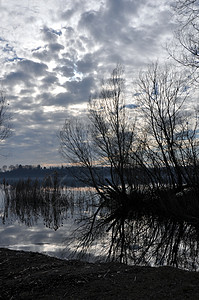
top-left (0, 248), bottom-right (199, 299)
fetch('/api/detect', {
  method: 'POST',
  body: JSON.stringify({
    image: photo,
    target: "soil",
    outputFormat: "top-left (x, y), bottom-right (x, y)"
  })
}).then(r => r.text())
top-left (1, 248), bottom-right (199, 299)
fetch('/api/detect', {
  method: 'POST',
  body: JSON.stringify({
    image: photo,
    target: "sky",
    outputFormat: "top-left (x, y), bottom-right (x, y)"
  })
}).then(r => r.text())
top-left (0, 0), bottom-right (176, 168)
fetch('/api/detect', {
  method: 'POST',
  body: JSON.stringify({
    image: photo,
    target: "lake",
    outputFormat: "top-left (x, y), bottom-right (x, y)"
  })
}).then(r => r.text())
top-left (1, 184), bottom-right (199, 270)
top-left (0, 186), bottom-right (105, 261)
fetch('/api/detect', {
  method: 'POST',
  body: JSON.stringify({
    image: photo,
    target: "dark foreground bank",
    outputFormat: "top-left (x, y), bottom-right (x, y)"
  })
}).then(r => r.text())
top-left (0, 248), bottom-right (199, 300)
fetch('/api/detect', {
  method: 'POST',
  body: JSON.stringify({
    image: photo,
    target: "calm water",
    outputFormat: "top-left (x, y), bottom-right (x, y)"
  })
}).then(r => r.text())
top-left (0, 187), bottom-right (102, 260)
top-left (1, 185), bottom-right (199, 270)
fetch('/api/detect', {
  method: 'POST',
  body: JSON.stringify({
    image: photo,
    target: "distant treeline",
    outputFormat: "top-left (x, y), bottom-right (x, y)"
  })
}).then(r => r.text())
top-left (0, 165), bottom-right (110, 187)
top-left (1, 163), bottom-right (196, 190)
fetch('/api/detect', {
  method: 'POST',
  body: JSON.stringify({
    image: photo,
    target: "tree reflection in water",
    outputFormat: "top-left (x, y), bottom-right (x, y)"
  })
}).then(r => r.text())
top-left (73, 212), bottom-right (199, 271)
top-left (1, 180), bottom-right (199, 271)
top-left (72, 188), bottom-right (199, 271)
top-left (123, 217), bottom-right (199, 270)
top-left (2, 176), bottom-right (71, 231)
top-left (1, 178), bottom-right (97, 231)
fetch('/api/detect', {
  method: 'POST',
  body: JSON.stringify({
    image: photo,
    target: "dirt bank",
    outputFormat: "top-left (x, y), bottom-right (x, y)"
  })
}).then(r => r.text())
top-left (0, 248), bottom-right (199, 299)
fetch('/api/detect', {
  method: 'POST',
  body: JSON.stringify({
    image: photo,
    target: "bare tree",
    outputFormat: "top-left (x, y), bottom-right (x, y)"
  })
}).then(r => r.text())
top-left (135, 63), bottom-right (198, 190)
top-left (60, 66), bottom-right (141, 262)
top-left (170, 0), bottom-right (199, 71)
top-left (60, 66), bottom-right (138, 196)
top-left (0, 91), bottom-right (12, 143)
top-left (60, 63), bottom-right (199, 264)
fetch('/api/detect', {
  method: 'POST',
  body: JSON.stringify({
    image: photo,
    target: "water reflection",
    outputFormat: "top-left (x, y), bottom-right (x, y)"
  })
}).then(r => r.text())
top-left (0, 181), bottom-right (97, 258)
top-left (122, 217), bottom-right (199, 270)
top-left (70, 202), bottom-right (199, 271)
top-left (2, 184), bottom-right (69, 231)
top-left (1, 182), bottom-right (96, 231)
top-left (1, 181), bottom-right (199, 271)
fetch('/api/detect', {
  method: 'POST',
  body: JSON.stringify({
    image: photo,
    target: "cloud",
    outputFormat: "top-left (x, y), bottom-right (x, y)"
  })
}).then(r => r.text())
top-left (65, 76), bottom-right (95, 99)
top-left (76, 0), bottom-right (173, 70)
top-left (39, 92), bottom-right (73, 106)
top-left (2, 59), bottom-right (49, 94)
top-left (32, 30), bottom-right (65, 62)
top-left (32, 49), bottom-right (50, 62)
top-left (77, 53), bottom-right (96, 74)
top-left (41, 73), bottom-right (59, 89)
top-left (0, 0), bottom-right (175, 166)
top-left (41, 26), bottom-right (61, 43)
top-left (19, 88), bottom-right (36, 96)
top-left (55, 65), bottom-right (75, 78)
top-left (18, 60), bottom-right (48, 76)
top-left (48, 43), bottom-right (64, 52)
top-left (4, 71), bottom-right (32, 85)
top-left (61, 9), bottom-right (76, 20)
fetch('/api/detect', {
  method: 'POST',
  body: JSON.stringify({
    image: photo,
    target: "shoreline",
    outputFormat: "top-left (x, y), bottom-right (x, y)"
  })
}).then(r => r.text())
top-left (1, 247), bottom-right (199, 299)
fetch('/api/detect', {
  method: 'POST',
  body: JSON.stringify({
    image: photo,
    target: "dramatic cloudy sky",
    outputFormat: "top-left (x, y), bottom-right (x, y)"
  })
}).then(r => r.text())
top-left (0, 0), bottom-right (175, 167)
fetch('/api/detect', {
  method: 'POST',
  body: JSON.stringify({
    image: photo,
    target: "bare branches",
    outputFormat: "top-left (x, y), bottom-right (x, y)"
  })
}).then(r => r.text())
top-left (171, 0), bottom-right (199, 70)
top-left (60, 65), bottom-right (137, 194)
top-left (88, 66), bottom-right (136, 192)
top-left (60, 119), bottom-right (93, 167)
top-left (0, 91), bottom-right (12, 143)
top-left (59, 64), bottom-right (199, 264)
top-left (136, 63), bottom-right (197, 190)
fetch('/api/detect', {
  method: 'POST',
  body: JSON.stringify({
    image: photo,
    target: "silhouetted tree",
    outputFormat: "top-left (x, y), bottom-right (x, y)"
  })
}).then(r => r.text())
top-left (60, 66), bottom-right (138, 198)
top-left (0, 91), bottom-right (12, 144)
top-left (60, 66), bottom-right (142, 262)
top-left (59, 64), bottom-right (199, 264)
top-left (170, 0), bottom-right (199, 74)
top-left (135, 63), bottom-right (198, 190)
